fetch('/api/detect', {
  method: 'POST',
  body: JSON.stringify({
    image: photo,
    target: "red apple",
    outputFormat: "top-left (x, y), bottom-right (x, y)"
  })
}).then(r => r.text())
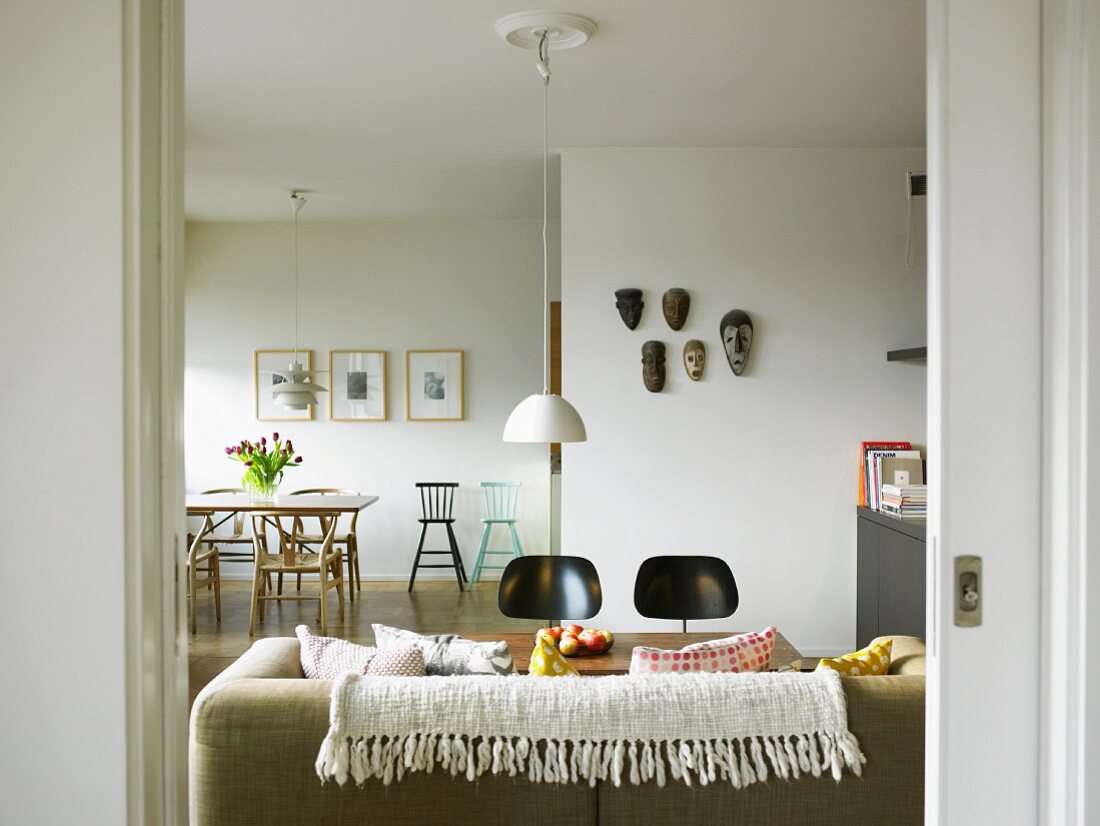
top-left (565, 624), bottom-right (584, 636)
top-left (542, 626), bottom-right (564, 642)
top-left (579, 629), bottom-right (607, 653)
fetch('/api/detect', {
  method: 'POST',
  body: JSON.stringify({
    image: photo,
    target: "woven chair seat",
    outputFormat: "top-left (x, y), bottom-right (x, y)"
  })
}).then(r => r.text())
top-left (256, 551), bottom-right (337, 572)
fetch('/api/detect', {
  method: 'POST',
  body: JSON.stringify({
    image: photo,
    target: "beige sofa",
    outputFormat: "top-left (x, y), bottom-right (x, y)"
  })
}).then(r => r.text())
top-left (190, 636), bottom-right (925, 826)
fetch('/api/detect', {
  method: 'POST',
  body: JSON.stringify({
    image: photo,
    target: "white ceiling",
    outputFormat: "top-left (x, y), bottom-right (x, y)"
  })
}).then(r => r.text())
top-left (185, 1), bottom-right (925, 221)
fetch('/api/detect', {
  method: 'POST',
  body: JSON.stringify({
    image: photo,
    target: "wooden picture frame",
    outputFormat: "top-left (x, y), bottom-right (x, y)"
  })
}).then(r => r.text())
top-left (254, 349), bottom-right (315, 422)
top-left (329, 349), bottom-right (387, 421)
top-left (405, 349), bottom-right (464, 422)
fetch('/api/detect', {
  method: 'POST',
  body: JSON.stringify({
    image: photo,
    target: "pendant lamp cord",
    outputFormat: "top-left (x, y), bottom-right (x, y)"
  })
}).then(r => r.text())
top-left (293, 193), bottom-right (300, 361)
top-left (540, 31), bottom-right (551, 395)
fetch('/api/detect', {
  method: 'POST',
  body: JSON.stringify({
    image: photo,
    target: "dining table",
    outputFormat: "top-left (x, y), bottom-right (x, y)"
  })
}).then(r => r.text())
top-left (186, 492), bottom-right (379, 558)
top-left (186, 492), bottom-right (379, 518)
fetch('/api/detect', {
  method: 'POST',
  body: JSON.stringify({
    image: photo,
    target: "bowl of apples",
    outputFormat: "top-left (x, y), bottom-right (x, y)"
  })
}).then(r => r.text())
top-left (540, 624), bottom-right (614, 657)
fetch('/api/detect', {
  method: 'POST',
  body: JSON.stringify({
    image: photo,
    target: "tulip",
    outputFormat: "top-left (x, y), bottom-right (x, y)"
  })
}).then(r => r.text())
top-left (244, 461), bottom-right (252, 467)
top-left (273, 432), bottom-right (279, 441)
top-left (260, 436), bottom-right (266, 446)
top-left (225, 447), bottom-right (232, 454)
top-left (295, 456), bottom-right (303, 463)
top-left (280, 449), bottom-right (287, 456)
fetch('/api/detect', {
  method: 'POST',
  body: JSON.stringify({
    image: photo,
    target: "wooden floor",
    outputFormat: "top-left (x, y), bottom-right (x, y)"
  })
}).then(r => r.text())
top-left (188, 579), bottom-right (540, 706)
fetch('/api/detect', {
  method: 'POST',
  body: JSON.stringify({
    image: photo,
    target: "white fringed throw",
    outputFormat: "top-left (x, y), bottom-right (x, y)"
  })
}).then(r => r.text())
top-left (316, 670), bottom-right (865, 789)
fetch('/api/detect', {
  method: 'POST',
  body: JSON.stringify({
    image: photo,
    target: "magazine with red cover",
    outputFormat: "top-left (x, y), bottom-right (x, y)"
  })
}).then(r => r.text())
top-left (858, 440), bottom-right (912, 506)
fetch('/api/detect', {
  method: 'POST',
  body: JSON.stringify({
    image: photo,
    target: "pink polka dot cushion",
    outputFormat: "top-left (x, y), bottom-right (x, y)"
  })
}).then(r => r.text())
top-left (628, 627), bottom-right (778, 676)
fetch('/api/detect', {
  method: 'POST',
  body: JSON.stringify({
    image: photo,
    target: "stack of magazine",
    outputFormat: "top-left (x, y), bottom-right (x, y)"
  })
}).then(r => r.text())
top-left (859, 441), bottom-right (925, 510)
top-left (880, 484), bottom-right (927, 521)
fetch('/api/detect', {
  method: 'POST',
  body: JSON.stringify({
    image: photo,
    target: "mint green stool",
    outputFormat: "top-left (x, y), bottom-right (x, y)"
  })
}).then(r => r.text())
top-left (468, 482), bottom-right (524, 589)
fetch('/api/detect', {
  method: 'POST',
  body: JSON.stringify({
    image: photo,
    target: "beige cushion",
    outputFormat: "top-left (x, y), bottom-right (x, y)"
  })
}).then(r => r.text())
top-left (874, 635), bottom-right (926, 675)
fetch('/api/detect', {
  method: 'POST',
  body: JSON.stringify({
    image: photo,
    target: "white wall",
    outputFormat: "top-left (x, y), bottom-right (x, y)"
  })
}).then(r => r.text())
top-left (0, 1), bottom-right (128, 822)
top-left (185, 220), bottom-right (554, 576)
top-left (561, 148), bottom-right (926, 654)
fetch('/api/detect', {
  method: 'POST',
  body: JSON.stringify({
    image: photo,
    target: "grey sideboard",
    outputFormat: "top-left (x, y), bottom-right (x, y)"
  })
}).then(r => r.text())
top-left (856, 506), bottom-right (926, 647)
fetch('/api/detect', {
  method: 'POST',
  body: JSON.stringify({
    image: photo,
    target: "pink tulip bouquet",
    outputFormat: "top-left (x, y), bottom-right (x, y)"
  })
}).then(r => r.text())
top-left (225, 432), bottom-right (302, 501)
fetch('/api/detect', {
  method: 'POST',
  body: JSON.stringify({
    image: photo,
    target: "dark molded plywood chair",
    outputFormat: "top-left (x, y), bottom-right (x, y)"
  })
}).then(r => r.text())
top-left (498, 555), bottom-right (602, 627)
top-left (634, 555), bottom-right (739, 632)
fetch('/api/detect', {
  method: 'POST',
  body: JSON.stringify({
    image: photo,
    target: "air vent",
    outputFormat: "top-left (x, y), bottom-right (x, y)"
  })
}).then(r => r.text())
top-left (908, 171), bottom-right (927, 199)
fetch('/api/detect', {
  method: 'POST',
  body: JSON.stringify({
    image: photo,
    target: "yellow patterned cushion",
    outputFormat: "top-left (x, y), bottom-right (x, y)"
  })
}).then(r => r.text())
top-left (528, 631), bottom-right (578, 677)
top-left (816, 638), bottom-right (893, 676)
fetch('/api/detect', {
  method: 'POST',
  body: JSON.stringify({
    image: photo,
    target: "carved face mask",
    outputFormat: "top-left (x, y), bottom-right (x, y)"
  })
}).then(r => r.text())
top-left (662, 288), bottom-right (690, 331)
top-left (641, 341), bottom-right (666, 392)
top-left (683, 339), bottom-right (706, 381)
top-left (720, 310), bottom-right (753, 376)
top-left (614, 288), bottom-right (644, 331)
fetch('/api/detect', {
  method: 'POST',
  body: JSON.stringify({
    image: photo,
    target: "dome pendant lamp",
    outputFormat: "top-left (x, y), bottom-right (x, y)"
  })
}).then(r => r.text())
top-left (272, 191), bottom-right (328, 410)
top-left (498, 12), bottom-right (595, 444)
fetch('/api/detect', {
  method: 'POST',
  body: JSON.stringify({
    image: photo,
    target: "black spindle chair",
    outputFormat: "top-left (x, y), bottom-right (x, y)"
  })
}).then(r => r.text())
top-left (408, 482), bottom-right (468, 591)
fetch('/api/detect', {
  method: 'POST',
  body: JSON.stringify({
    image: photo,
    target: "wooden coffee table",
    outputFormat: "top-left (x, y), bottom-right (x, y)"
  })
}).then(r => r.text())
top-left (469, 631), bottom-right (804, 676)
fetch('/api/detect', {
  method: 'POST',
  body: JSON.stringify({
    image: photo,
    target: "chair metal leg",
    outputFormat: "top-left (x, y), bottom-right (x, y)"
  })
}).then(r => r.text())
top-left (445, 523), bottom-right (465, 591)
top-left (469, 523), bottom-right (492, 590)
top-left (408, 524), bottom-right (428, 592)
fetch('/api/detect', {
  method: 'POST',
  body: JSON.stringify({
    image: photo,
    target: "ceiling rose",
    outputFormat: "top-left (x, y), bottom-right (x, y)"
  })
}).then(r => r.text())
top-left (494, 11), bottom-right (597, 50)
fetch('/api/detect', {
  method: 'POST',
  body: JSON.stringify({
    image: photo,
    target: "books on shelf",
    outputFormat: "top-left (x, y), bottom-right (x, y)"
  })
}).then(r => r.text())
top-left (858, 441), bottom-right (925, 510)
top-left (880, 483), bottom-right (927, 521)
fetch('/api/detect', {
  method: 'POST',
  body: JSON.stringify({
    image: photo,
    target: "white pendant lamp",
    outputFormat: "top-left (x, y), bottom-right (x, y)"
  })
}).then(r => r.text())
top-left (272, 191), bottom-right (327, 410)
top-left (498, 13), bottom-right (595, 444)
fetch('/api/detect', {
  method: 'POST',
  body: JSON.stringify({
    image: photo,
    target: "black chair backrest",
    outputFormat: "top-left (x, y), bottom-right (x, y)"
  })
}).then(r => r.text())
top-left (633, 555), bottom-right (739, 621)
top-left (498, 555), bottom-right (602, 621)
top-left (417, 482), bottom-right (458, 521)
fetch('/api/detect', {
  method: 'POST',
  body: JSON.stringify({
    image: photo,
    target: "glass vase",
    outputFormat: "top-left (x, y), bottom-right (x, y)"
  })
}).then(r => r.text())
top-left (248, 478), bottom-right (280, 503)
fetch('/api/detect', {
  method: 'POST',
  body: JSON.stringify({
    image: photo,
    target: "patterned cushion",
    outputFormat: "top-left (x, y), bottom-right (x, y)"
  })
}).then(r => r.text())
top-left (296, 625), bottom-right (425, 679)
top-left (628, 627), bottom-right (778, 675)
top-left (816, 638), bottom-right (893, 676)
top-left (372, 623), bottom-right (514, 676)
top-left (366, 645), bottom-right (425, 677)
top-left (528, 631), bottom-right (578, 677)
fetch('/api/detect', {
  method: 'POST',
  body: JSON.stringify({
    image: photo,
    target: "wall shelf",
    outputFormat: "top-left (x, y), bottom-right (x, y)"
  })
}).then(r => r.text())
top-left (886, 346), bottom-right (927, 362)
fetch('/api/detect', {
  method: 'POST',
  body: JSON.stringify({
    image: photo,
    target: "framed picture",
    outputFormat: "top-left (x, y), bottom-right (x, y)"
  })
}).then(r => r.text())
top-left (405, 349), bottom-right (464, 421)
top-left (329, 350), bottom-right (387, 421)
top-left (254, 349), bottom-right (315, 422)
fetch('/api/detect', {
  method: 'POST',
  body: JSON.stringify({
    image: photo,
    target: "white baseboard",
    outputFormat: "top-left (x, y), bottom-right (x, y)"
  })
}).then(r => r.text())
top-left (216, 570), bottom-right (501, 583)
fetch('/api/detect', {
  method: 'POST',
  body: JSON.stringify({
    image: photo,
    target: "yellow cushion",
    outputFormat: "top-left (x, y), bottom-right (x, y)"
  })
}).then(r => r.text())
top-left (528, 631), bottom-right (578, 677)
top-left (816, 638), bottom-right (893, 676)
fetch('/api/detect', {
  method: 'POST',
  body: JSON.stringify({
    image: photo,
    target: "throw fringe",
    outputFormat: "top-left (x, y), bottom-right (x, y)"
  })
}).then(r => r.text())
top-left (316, 730), bottom-right (865, 790)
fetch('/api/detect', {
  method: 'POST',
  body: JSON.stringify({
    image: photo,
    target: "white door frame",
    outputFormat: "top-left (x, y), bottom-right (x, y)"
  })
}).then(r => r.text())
top-left (929, 1), bottom-right (1100, 823)
top-left (122, 0), bottom-right (187, 822)
top-left (925, 0), bottom-right (1043, 822)
top-left (1040, 0), bottom-right (1099, 823)
top-left (136, 0), bottom-right (1100, 822)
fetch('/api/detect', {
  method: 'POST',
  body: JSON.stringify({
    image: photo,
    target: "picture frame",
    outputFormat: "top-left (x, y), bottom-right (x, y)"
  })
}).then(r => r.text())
top-left (329, 349), bottom-right (387, 421)
top-left (405, 349), bottom-right (464, 422)
top-left (254, 349), bottom-right (315, 422)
